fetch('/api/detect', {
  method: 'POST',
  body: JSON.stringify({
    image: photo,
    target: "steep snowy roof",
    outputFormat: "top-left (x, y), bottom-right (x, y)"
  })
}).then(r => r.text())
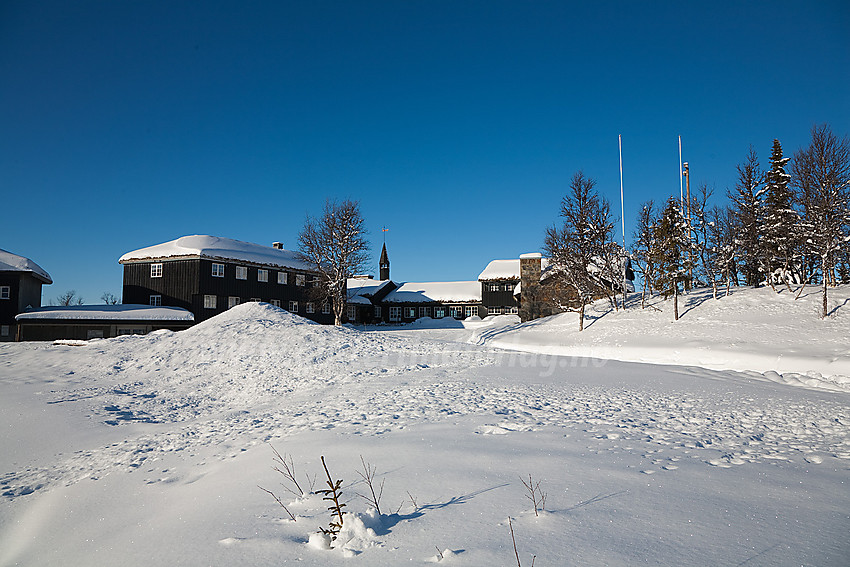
top-left (119, 235), bottom-right (314, 271)
top-left (347, 278), bottom-right (393, 305)
top-left (16, 304), bottom-right (195, 321)
top-left (0, 249), bottom-right (52, 284)
top-left (477, 257), bottom-right (550, 281)
top-left (383, 281), bottom-right (481, 304)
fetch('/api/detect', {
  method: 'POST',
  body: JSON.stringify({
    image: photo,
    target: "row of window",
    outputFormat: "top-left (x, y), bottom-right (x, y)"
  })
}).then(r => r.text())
top-left (486, 283), bottom-right (515, 292)
top-left (198, 294), bottom-right (331, 315)
top-left (488, 306), bottom-right (519, 315)
top-left (387, 305), bottom-right (479, 322)
top-left (150, 263), bottom-right (312, 286)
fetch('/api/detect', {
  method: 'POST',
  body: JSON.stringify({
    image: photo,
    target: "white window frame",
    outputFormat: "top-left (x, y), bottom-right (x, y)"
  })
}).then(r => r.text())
top-left (150, 295), bottom-right (162, 306)
top-left (306, 302), bottom-right (315, 314)
top-left (278, 271), bottom-right (287, 284)
top-left (489, 283), bottom-right (500, 292)
top-left (150, 263), bottom-right (163, 278)
top-left (450, 306), bottom-right (462, 319)
top-left (1, 325), bottom-right (9, 336)
top-left (489, 306), bottom-right (503, 315)
top-left (322, 303), bottom-right (331, 314)
top-left (389, 306), bottom-right (402, 322)
top-left (270, 299), bottom-right (281, 307)
top-left (0, 286), bottom-right (9, 300)
top-left (465, 306), bottom-right (476, 318)
top-left (250, 297), bottom-right (261, 302)
top-left (228, 296), bottom-right (240, 309)
top-left (509, 306), bottom-right (519, 314)
top-left (404, 306), bottom-right (416, 319)
top-left (295, 274), bottom-right (306, 286)
top-left (434, 306), bottom-right (445, 318)
top-left (235, 266), bottom-right (248, 280)
top-left (288, 300), bottom-right (299, 312)
top-left (212, 263), bottom-right (225, 277)
top-left (347, 305), bottom-right (357, 321)
top-left (204, 295), bottom-right (217, 309)
top-left (419, 306), bottom-right (430, 318)
top-left (257, 269), bottom-right (268, 282)
top-left (374, 305), bottom-right (381, 318)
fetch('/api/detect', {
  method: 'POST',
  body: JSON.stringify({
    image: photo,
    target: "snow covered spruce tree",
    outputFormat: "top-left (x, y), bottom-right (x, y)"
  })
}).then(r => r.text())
top-left (544, 171), bottom-right (616, 331)
top-left (708, 204), bottom-right (739, 296)
top-left (727, 146), bottom-right (765, 287)
top-left (297, 199), bottom-right (370, 325)
top-left (762, 139), bottom-right (801, 290)
top-left (791, 124), bottom-right (850, 318)
top-left (653, 197), bottom-right (693, 320)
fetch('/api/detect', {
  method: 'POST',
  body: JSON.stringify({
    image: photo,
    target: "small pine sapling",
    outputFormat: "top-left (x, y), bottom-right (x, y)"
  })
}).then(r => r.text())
top-left (317, 456), bottom-right (346, 541)
top-left (355, 455), bottom-right (384, 516)
top-left (520, 474), bottom-right (547, 517)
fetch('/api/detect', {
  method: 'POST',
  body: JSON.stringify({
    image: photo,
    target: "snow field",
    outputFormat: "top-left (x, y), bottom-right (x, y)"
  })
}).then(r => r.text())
top-left (1, 296), bottom-right (849, 565)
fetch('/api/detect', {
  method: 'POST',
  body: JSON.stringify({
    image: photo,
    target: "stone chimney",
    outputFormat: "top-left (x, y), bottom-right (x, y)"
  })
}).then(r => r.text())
top-left (272, 242), bottom-right (284, 250)
top-left (519, 253), bottom-right (542, 289)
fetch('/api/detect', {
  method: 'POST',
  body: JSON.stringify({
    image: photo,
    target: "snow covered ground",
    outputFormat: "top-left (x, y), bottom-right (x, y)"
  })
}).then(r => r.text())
top-left (1, 287), bottom-right (849, 566)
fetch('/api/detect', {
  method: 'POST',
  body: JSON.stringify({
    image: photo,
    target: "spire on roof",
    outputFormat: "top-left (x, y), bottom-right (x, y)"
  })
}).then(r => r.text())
top-left (379, 243), bottom-right (390, 280)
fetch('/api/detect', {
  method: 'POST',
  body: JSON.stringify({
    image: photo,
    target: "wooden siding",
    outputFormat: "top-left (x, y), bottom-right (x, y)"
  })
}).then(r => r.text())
top-left (0, 272), bottom-right (46, 342)
top-left (480, 279), bottom-right (519, 310)
top-left (122, 258), bottom-right (334, 324)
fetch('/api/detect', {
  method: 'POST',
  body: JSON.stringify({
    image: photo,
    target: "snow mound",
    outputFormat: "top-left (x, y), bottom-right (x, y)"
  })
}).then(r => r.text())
top-left (470, 285), bottom-right (850, 392)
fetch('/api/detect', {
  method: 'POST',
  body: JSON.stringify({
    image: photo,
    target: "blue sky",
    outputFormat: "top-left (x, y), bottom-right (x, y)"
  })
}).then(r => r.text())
top-left (2, 1), bottom-right (848, 304)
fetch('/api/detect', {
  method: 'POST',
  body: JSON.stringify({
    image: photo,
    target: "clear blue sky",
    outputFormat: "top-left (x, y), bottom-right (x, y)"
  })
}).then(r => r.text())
top-left (2, 1), bottom-right (848, 304)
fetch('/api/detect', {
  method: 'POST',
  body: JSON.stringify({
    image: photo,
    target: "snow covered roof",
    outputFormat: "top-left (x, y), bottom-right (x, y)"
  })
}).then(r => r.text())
top-left (16, 304), bottom-right (195, 321)
top-left (119, 235), bottom-right (314, 271)
top-left (0, 249), bottom-right (52, 284)
top-left (347, 278), bottom-right (393, 305)
top-left (477, 256), bottom-right (550, 281)
top-left (383, 281), bottom-right (481, 304)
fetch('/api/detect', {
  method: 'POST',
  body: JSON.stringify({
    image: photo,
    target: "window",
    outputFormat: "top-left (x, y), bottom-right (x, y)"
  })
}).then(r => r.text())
top-left (450, 306), bottom-right (462, 319)
top-left (509, 306), bottom-right (519, 314)
top-left (204, 295), bottom-right (217, 309)
top-left (295, 274), bottom-right (306, 286)
top-left (278, 271), bottom-right (287, 284)
top-left (489, 306), bottom-right (503, 315)
top-left (150, 263), bottom-right (163, 278)
top-left (258, 269), bottom-right (268, 282)
top-left (306, 302), bottom-right (315, 314)
top-left (489, 283), bottom-right (500, 292)
top-left (228, 296), bottom-right (240, 309)
top-left (434, 306), bottom-right (445, 318)
top-left (288, 300), bottom-right (299, 312)
top-left (87, 330), bottom-right (104, 339)
top-left (503, 283), bottom-right (513, 292)
top-left (250, 297), bottom-right (261, 302)
top-left (419, 306), bottom-right (431, 318)
top-left (212, 263), bottom-right (225, 277)
top-left (150, 295), bottom-right (162, 306)
top-left (404, 307), bottom-right (416, 319)
top-left (347, 305), bottom-right (356, 321)
top-left (322, 303), bottom-right (331, 314)
top-left (389, 307), bottom-right (401, 322)
top-left (0, 286), bottom-right (9, 300)
top-left (270, 299), bottom-right (281, 307)
top-left (1, 325), bottom-right (9, 337)
top-left (465, 306), bottom-right (476, 318)
top-left (236, 266), bottom-right (248, 280)
top-left (374, 306), bottom-right (381, 318)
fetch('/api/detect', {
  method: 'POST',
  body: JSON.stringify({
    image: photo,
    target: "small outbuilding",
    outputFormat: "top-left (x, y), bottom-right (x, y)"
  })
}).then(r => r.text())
top-left (15, 304), bottom-right (194, 341)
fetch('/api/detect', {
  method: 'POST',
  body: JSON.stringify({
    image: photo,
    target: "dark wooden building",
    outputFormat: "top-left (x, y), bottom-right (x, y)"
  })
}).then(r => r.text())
top-left (379, 281), bottom-right (483, 323)
top-left (0, 248), bottom-right (52, 341)
top-left (120, 235), bottom-right (333, 324)
top-left (16, 305), bottom-right (194, 341)
top-left (346, 276), bottom-right (396, 324)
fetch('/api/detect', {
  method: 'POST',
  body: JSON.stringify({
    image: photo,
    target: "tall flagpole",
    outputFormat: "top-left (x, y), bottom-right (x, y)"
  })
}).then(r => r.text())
top-left (678, 135), bottom-right (684, 209)
top-left (619, 134), bottom-right (627, 308)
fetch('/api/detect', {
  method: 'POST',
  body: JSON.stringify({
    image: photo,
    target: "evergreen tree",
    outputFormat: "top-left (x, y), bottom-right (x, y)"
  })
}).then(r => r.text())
top-left (631, 200), bottom-right (660, 307)
top-left (728, 146), bottom-right (765, 287)
top-left (762, 139), bottom-right (800, 289)
top-left (652, 197), bottom-right (693, 320)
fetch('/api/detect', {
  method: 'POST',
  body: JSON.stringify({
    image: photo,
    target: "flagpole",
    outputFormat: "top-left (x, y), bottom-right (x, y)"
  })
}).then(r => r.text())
top-left (619, 134), bottom-right (627, 308)
top-left (678, 135), bottom-right (684, 209)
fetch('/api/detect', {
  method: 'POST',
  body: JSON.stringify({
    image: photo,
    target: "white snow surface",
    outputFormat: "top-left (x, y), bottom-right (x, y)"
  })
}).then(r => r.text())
top-left (383, 280), bottom-right (481, 303)
top-left (0, 248), bottom-right (52, 283)
top-left (347, 278), bottom-right (392, 305)
top-left (1, 289), bottom-right (849, 566)
top-left (15, 304), bottom-right (195, 321)
top-left (119, 235), bottom-right (313, 271)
